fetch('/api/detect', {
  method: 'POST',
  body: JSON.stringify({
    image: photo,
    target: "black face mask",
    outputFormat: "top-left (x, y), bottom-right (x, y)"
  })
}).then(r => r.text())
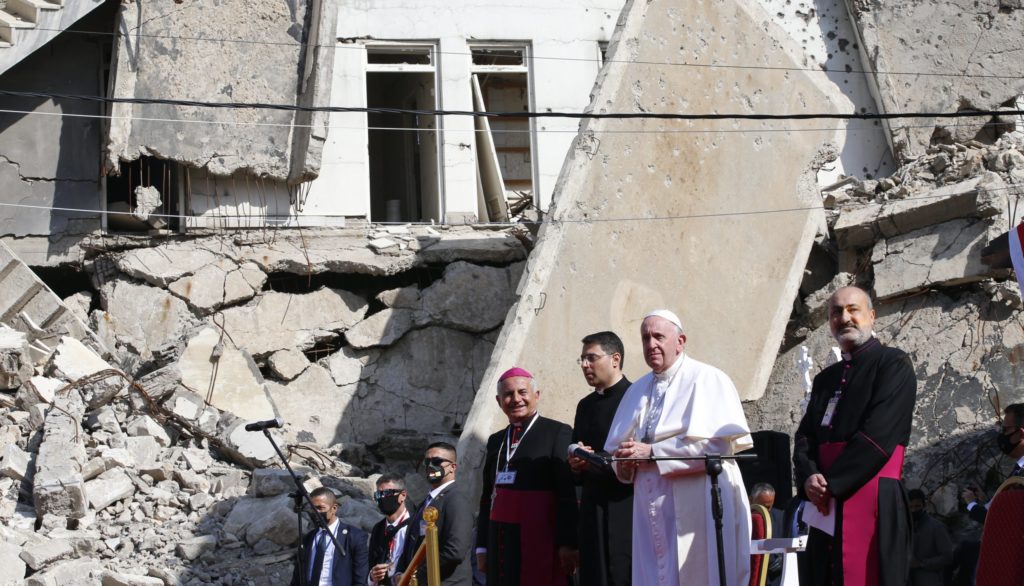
top-left (911, 510), bottom-right (925, 525)
top-left (376, 494), bottom-right (402, 516)
top-left (997, 430), bottom-right (1021, 455)
top-left (425, 462), bottom-right (446, 485)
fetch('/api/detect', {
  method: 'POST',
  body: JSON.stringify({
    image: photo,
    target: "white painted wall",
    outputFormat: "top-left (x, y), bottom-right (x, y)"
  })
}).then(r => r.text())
top-left (311, 0), bottom-right (626, 223)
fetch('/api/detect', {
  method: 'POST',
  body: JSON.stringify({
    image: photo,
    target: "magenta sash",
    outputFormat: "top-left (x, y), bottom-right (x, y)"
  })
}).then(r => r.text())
top-left (819, 442), bottom-right (905, 586)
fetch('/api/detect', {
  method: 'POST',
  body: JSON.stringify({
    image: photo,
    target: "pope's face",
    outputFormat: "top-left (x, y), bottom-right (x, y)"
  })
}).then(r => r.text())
top-left (641, 317), bottom-right (685, 373)
top-left (828, 287), bottom-right (875, 351)
top-left (496, 376), bottom-right (540, 423)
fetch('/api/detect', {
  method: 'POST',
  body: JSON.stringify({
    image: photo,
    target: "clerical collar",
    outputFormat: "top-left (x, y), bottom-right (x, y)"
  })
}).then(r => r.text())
top-left (840, 337), bottom-right (879, 362)
top-left (594, 375), bottom-right (625, 396)
top-left (653, 352), bottom-right (686, 381)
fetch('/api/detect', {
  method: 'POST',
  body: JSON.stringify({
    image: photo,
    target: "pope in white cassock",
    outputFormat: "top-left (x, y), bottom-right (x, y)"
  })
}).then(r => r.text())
top-left (604, 309), bottom-right (753, 586)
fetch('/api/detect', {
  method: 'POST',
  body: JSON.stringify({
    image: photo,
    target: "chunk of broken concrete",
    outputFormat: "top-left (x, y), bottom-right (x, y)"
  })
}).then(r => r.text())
top-left (33, 389), bottom-right (89, 519)
top-left (18, 537), bottom-right (74, 571)
top-left (0, 540), bottom-right (27, 584)
top-left (376, 285), bottom-right (421, 309)
top-left (114, 246), bottom-right (221, 287)
top-left (873, 217), bottom-right (1005, 299)
top-left (178, 326), bottom-right (277, 422)
top-left (98, 279), bottom-right (200, 361)
top-left (125, 415), bottom-right (172, 447)
top-left (419, 261), bottom-right (522, 332)
top-left (175, 534), bottom-right (217, 561)
top-left (24, 558), bottom-right (103, 586)
top-left (345, 308), bottom-right (418, 349)
top-left (85, 468), bottom-right (135, 512)
top-left (167, 258), bottom-right (266, 314)
top-left (834, 174), bottom-right (1003, 250)
top-left (17, 376), bottom-right (66, 410)
top-left (1, 443), bottom-right (30, 481)
top-left (267, 348), bottom-right (310, 381)
top-left (99, 569), bottom-right (166, 586)
top-left (0, 325), bottom-right (33, 390)
top-left (46, 337), bottom-right (123, 409)
top-left (216, 288), bottom-right (368, 357)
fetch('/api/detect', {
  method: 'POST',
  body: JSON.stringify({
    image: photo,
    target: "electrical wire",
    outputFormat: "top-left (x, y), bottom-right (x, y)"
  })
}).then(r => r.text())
top-left (28, 25), bottom-right (1024, 82)
top-left (2, 89), bottom-right (1022, 121)
top-left (4, 106), bottom-right (1000, 135)
top-left (5, 182), bottom-right (1022, 225)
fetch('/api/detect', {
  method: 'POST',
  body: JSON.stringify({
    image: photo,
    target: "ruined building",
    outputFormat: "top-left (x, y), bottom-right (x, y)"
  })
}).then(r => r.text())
top-left (0, 0), bottom-right (1023, 583)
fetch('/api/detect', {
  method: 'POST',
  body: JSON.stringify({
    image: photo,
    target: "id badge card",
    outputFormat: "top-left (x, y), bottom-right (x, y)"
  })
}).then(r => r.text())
top-left (496, 470), bottom-right (517, 485)
top-left (821, 394), bottom-right (840, 426)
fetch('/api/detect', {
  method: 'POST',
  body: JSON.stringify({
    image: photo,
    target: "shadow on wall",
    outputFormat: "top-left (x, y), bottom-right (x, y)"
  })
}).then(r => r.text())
top-left (0, 3), bottom-right (116, 261)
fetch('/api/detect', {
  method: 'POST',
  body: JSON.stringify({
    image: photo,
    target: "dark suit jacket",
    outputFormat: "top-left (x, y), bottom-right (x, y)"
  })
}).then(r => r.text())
top-left (968, 465), bottom-right (1024, 525)
top-left (396, 482), bottom-right (474, 586)
top-left (291, 520), bottom-right (369, 586)
top-left (368, 505), bottom-right (416, 583)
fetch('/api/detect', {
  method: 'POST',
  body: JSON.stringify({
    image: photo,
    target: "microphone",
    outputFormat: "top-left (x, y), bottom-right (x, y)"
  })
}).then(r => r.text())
top-left (244, 417), bottom-right (284, 432)
top-left (567, 443), bottom-right (612, 470)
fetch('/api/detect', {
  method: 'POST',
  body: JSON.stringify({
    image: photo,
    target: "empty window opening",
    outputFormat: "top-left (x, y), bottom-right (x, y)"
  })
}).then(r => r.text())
top-left (105, 156), bottom-right (180, 232)
top-left (367, 46), bottom-right (432, 66)
top-left (471, 45), bottom-right (533, 218)
top-left (365, 45), bottom-right (440, 223)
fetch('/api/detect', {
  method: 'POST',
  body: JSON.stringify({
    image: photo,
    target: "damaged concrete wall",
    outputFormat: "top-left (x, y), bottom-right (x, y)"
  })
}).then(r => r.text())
top-left (746, 128), bottom-right (1024, 534)
top-left (105, 0), bottom-right (336, 184)
top-left (0, 5), bottom-right (116, 249)
top-left (845, 0), bottom-right (1024, 161)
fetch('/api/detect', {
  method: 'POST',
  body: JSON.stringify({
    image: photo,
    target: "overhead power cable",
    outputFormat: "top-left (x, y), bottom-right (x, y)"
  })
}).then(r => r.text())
top-left (4, 107), bottom-right (999, 135)
top-left (1, 89), bottom-right (1022, 122)
top-left (4, 183), bottom-right (1021, 225)
top-left (31, 25), bottom-right (1024, 82)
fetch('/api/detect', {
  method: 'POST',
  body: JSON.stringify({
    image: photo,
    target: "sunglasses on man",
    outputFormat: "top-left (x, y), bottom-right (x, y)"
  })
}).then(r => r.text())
top-left (423, 456), bottom-right (453, 468)
top-left (373, 488), bottom-right (404, 501)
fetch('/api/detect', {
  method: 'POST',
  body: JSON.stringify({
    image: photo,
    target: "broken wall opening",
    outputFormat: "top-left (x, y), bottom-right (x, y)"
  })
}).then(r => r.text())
top-left (366, 46), bottom-right (440, 223)
top-left (471, 46), bottom-right (534, 213)
top-left (104, 156), bottom-right (180, 233)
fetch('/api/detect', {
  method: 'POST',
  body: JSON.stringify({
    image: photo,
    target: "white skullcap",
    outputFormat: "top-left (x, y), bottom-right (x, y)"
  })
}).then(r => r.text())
top-left (643, 309), bottom-right (684, 331)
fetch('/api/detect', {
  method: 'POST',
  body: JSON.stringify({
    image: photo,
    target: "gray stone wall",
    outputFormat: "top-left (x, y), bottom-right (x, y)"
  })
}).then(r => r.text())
top-left (105, 0), bottom-right (336, 183)
top-left (0, 5), bottom-right (115, 240)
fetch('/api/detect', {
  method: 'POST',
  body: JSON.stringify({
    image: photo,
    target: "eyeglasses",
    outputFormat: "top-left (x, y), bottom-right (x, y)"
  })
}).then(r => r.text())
top-left (423, 457), bottom-right (453, 467)
top-left (373, 488), bottom-right (403, 501)
top-left (577, 353), bottom-right (609, 365)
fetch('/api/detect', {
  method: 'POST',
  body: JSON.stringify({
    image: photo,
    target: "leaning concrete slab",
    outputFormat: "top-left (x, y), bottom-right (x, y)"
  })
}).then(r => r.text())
top-left (460, 0), bottom-right (841, 471)
top-left (845, 0), bottom-right (1024, 160)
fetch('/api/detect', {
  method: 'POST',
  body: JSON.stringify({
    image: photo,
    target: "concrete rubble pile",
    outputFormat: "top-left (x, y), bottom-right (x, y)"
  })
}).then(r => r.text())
top-left (0, 225), bottom-right (527, 584)
top-left (747, 128), bottom-right (1024, 534)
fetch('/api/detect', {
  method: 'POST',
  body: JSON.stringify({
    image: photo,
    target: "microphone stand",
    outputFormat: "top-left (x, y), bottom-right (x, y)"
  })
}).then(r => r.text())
top-left (611, 453), bottom-right (758, 586)
top-left (258, 428), bottom-right (347, 586)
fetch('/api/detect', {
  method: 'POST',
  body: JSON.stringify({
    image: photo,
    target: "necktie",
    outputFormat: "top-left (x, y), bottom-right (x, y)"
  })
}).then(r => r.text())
top-left (310, 529), bottom-right (327, 584)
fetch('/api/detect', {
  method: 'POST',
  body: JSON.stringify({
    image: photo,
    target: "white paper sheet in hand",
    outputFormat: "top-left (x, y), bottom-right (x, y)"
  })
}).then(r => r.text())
top-left (803, 498), bottom-right (835, 536)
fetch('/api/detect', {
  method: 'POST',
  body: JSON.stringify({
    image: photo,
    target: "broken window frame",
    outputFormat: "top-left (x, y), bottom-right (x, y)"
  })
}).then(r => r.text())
top-left (362, 41), bottom-right (445, 223)
top-left (468, 42), bottom-right (538, 213)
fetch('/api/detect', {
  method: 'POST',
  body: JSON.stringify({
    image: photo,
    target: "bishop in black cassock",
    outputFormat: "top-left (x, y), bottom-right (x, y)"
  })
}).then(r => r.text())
top-left (794, 287), bottom-right (917, 586)
top-left (570, 332), bottom-right (633, 586)
top-left (476, 367), bottom-right (578, 586)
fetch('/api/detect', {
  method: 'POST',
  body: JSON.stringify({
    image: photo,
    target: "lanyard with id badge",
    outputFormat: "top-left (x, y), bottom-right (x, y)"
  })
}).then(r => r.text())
top-left (491, 413), bottom-right (539, 504)
top-left (821, 390), bottom-right (842, 427)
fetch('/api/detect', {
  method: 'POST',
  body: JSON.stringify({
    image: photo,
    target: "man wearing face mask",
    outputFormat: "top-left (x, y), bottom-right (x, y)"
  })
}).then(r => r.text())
top-left (961, 403), bottom-right (1024, 524)
top-left (396, 442), bottom-right (473, 585)
top-left (368, 474), bottom-right (414, 585)
top-left (793, 286), bottom-right (918, 586)
top-left (907, 489), bottom-right (953, 586)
